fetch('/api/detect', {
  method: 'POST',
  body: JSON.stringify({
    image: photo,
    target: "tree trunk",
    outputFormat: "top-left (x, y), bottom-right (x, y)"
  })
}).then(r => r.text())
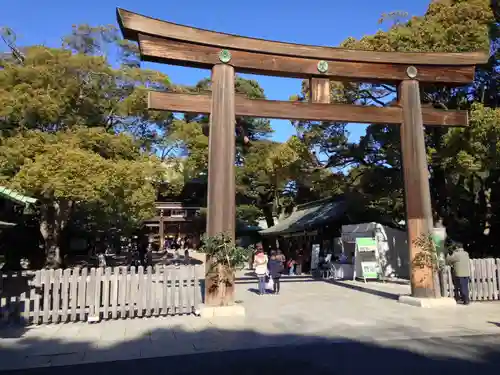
top-left (262, 205), bottom-right (275, 228)
top-left (429, 165), bottom-right (449, 224)
top-left (2, 229), bottom-right (22, 270)
top-left (40, 199), bottom-right (73, 268)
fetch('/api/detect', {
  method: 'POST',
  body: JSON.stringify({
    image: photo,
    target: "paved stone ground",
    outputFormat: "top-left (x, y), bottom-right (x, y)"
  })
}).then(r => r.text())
top-left (2, 334), bottom-right (500, 375)
top-left (236, 271), bottom-right (500, 339)
top-left (0, 270), bottom-right (499, 371)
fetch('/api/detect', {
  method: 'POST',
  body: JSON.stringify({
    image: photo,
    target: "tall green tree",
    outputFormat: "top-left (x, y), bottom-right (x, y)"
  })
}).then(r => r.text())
top-left (0, 25), bottom-right (173, 267)
top-left (0, 127), bottom-right (161, 267)
top-left (297, 0), bottom-right (498, 254)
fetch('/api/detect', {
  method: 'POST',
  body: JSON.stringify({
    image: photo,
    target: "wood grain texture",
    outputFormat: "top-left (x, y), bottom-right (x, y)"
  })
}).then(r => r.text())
top-left (205, 64), bottom-right (236, 307)
top-left (310, 78), bottom-right (330, 104)
top-left (0, 267), bottom-right (201, 325)
top-left (138, 35), bottom-right (476, 84)
top-left (118, 8), bottom-right (488, 66)
top-left (148, 91), bottom-right (469, 126)
top-left (206, 65), bottom-right (236, 238)
top-left (399, 80), bottom-right (435, 299)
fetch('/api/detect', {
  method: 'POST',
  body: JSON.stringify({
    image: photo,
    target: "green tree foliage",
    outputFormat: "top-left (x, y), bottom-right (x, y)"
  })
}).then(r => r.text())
top-left (163, 76), bottom-right (274, 182)
top-left (0, 128), bottom-right (161, 267)
top-left (167, 119), bottom-right (209, 179)
top-left (294, 0), bottom-right (498, 254)
top-left (0, 25), bottom-right (172, 148)
top-left (236, 205), bottom-right (263, 226)
top-left (235, 135), bottom-right (344, 226)
top-left (342, 0), bottom-right (492, 53)
top-left (192, 76), bottom-right (273, 142)
top-left (198, 232), bottom-right (251, 306)
top-left (0, 25), bottom-right (174, 267)
top-left (168, 74), bottom-right (346, 227)
top-left (236, 139), bottom-right (299, 227)
top-left (163, 76), bottom-right (307, 226)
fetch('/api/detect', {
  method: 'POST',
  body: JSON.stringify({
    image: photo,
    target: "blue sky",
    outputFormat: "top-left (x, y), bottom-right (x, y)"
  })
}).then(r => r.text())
top-left (2, 0), bottom-right (431, 142)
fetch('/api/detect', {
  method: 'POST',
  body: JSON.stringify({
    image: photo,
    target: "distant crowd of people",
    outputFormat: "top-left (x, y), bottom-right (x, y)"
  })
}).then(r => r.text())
top-left (163, 236), bottom-right (194, 267)
top-left (163, 236), bottom-right (193, 252)
top-left (250, 239), bottom-right (472, 304)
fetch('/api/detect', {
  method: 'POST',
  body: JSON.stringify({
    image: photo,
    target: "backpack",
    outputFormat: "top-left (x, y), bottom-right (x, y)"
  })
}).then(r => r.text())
top-left (277, 261), bottom-right (284, 273)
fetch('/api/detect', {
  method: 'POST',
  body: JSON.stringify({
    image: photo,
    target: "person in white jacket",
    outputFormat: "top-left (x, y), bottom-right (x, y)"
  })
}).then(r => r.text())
top-left (253, 249), bottom-right (269, 295)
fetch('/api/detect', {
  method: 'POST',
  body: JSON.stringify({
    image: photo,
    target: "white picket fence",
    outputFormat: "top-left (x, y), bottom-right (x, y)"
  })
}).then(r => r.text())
top-left (0, 265), bottom-right (202, 325)
top-left (441, 258), bottom-right (500, 301)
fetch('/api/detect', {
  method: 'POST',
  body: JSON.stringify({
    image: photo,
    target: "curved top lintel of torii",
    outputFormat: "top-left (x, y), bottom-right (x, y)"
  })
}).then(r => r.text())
top-left (117, 8), bottom-right (488, 67)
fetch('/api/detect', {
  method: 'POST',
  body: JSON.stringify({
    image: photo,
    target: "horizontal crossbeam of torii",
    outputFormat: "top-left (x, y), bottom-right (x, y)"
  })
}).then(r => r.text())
top-left (148, 91), bottom-right (469, 126)
top-left (117, 8), bottom-right (489, 305)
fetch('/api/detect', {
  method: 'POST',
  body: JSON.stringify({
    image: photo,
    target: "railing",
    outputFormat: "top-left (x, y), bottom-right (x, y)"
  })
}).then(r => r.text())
top-left (0, 265), bottom-right (202, 325)
top-left (441, 258), bottom-right (500, 301)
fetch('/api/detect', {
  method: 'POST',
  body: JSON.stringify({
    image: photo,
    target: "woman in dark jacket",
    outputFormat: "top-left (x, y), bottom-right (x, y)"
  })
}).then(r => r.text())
top-left (268, 251), bottom-right (284, 295)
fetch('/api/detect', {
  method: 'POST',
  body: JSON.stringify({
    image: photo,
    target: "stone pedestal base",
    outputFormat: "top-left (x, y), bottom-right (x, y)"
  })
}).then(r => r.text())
top-left (398, 295), bottom-right (457, 308)
top-left (87, 315), bottom-right (100, 323)
top-left (196, 304), bottom-right (246, 318)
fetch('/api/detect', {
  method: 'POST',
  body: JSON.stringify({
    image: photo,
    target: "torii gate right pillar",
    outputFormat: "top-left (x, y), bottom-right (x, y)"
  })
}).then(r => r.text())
top-left (399, 79), bottom-right (435, 298)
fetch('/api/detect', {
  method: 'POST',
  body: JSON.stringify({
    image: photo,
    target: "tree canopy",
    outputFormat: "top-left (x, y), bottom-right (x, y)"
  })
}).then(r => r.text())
top-left (292, 0), bottom-right (499, 255)
top-left (0, 26), bottom-right (168, 267)
top-left (0, 0), bottom-right (499, 268)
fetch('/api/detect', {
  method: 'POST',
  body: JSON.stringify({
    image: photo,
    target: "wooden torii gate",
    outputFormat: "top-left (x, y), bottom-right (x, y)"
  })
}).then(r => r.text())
top-left (117, 8), bottom-right (488, 305)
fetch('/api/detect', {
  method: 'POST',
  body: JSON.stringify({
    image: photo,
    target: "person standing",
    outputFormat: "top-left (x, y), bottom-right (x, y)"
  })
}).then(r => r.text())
top-left (268, 251), bottom-right (284, 295)
top-left (249, 243), bottom-right (264, 270)
top-left (276, 249), bottom-right (286, 267)
top-left (174, 246), bottom-right (180, 268)
top-left (287, 258), bottom-right (296, 276)
top-left (296, 250), bottom-right (304, 275)
top-left (253, 249), bottom-right (269, 295)
top-left (446, 242), bottom-right (471, 305)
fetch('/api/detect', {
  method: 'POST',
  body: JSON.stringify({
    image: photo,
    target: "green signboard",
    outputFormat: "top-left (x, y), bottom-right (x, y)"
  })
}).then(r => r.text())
top-left (356, 237), bottom-right (377, 252)
top-left (355, 238), bottom-right (379, 279)
top-left (360, 261), bottom-right (379, 279)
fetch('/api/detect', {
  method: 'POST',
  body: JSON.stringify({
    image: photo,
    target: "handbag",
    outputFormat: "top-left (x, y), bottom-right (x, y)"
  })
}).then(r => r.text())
top-left (265, 277), bottom-right (274, 290)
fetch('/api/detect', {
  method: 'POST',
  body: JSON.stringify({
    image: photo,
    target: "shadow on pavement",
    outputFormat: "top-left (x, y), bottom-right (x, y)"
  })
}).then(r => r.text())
top-left (238, 274), bottom-right (406, 301)
top-left (325, 279), bottom-right (401, 300)
top-left (236, 275), bottom-right (318, 285)
top-left (0, 318), bottom-right (500, 374)
top-left (247, 288), bottom-right (276, 295)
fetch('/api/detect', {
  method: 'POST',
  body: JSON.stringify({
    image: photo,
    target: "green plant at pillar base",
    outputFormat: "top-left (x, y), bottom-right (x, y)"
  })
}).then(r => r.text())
top-left (412, 233), bottom-right (445, 298)
top-left (198, 233), bottom-right (253, 305)
top-left (413, 233), bottom-right (443, 271)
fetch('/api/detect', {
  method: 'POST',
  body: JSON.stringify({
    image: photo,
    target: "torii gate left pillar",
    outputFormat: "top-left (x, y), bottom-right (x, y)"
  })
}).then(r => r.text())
top-left (205, 63), bottom-right (236, 306)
